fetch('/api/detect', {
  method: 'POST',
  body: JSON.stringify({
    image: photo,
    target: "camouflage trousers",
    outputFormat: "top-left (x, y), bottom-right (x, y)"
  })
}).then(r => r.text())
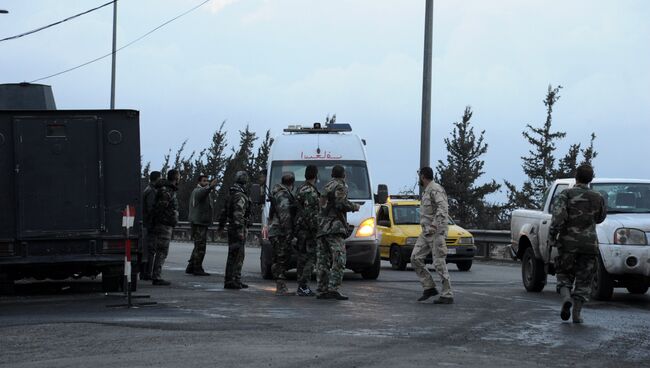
top-left (189, 224), bottom-right (208, 270)
top-left (141, 227), bottom-right (156, 277)
top-left (270, 235), bottom-right (293, 280)
top-left (411, 231), bottom-right (453, 298)
top-left (296, 232), bottom-right (317, 287)
top-left (555, 251), bottom-right (597, 302)
top-left (316, 235), bottom-right (346, 292)
top-left (225, 231), bottom-right (246, 284)
top-left (151, 225), bottom-right (172, 281)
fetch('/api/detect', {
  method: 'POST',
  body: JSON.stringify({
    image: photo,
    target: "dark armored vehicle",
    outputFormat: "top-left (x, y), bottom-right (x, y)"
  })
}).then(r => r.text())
top-left (0, 107), bottom-right (142, 292)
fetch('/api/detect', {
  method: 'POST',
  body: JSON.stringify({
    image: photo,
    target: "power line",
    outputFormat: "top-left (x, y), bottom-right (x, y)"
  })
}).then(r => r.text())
top-left (0, 1), bottom-right (115, 43)
top-left (29, 0), bottom-right (211, 83)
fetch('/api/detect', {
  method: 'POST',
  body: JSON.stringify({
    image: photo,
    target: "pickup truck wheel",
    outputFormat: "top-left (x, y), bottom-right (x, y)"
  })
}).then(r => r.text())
top-left (389, 245), bottom-right (407, 271)
top-left (591, 256), bottom-right (614, 301)
top-left (456, 260), bottom-right (472, 272)
top-left (522, 247), bottom-right (546, 292)
top-left (626, 284), bottom-right (648, 295)
top-left (361, 249), bottom-right (381, 280)
top-left (260, 244), bottom-right (273, 280)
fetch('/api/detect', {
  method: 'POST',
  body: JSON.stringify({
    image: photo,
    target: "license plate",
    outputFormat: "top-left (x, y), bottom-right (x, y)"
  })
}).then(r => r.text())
top-left (447, 247), bottom-right (456, 255)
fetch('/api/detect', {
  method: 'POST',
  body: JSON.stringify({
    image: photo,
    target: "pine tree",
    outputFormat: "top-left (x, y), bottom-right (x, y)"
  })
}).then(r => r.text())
top-left (581, 133), bottom-right (598, 166)
top-left (435, 106), bottom-right (500, 228)
top-left (215, 126), bottom-right (257, 217)
top-left (555, 143), bottom-right (581, 178)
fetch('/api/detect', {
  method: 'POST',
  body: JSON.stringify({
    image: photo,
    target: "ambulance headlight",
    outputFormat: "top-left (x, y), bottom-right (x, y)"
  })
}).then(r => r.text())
top-left (355, 218), bottom-right (376, 237)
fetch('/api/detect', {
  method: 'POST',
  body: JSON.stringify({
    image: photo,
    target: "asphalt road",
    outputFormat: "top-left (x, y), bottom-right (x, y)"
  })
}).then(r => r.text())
top-left (1, 242), bottom-right (649, 368)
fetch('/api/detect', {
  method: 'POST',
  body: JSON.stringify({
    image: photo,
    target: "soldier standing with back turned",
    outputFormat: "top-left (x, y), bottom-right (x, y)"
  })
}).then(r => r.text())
top-left (151, 169), bottom-right (180, 286)
top-left (316, 165), bottom-right (360, 301)
top-left (549, 164), bottom-right (606, 323)
top-left (411, 167), bottom-right (454, 304)
top-left (218, 171), bottom-right (252, 290)
top-left (269, 172), bottom-right (297, 295)
top-left (294, 165), bottom-right (320, 297)
top-left (141, 170), bottom-right (161, 281)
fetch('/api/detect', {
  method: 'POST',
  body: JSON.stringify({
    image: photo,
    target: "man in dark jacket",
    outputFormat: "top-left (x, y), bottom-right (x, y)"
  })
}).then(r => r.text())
top-left (269, 172), bottom-right (296, 295)
top-left (141, 171), bottom-right (161, 280)
top-left (151, 169), bottom-right (180, 286)
top-left (186, 175), bottom-right (217, 276)
top-left (218, 171), bottom-right (251, 289)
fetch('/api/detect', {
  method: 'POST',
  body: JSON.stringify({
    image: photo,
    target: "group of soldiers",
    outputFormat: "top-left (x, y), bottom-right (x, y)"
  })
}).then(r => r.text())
top-left (140, 161), bottom-right (606, 321)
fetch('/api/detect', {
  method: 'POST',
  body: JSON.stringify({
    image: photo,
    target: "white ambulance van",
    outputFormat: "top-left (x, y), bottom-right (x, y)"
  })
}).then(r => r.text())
top-left (256, 123), bottom-right (380, 280)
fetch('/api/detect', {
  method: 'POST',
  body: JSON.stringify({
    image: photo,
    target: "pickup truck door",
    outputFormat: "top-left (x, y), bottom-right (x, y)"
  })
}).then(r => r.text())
top-left (539, 183), bottom-right (570, 263)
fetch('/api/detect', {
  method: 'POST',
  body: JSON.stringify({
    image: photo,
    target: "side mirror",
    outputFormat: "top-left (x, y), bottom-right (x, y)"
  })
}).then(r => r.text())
top-left (375, 184), bottom-right (388, 204)
top-left (377, 219), bottom-right (391, 227)
top-left (250, 184), bottom-right (265, 204)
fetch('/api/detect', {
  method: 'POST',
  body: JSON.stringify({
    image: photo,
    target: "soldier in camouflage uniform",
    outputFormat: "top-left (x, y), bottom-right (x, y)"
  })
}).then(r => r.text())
top-left (186, 175), bottom-right (218, 276)
top-left (141, 171), bottom-right (161, 281)
top-left (549, 164), bottom-right (606, 323)
top-left (218, 171), bottom-right (252, 290)
top-left (151, 169), bottom-right (180, 286)
top-left (316, 165), bottom-right (360, 300)
top-left (294, 165), bottom-right (320, 297)
top-left (269, 173), bottom-right (297, 295)
top-left (411, 167), bottom-right (454, 304)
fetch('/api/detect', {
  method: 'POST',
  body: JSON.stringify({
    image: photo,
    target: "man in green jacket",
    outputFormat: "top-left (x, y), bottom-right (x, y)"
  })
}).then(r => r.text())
top-left (186, 175), bottom-right (218, 276)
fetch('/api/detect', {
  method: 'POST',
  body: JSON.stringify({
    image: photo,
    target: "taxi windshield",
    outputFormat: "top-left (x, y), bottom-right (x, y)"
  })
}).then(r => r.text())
top-left (392, 205), bottom-right (454, 225)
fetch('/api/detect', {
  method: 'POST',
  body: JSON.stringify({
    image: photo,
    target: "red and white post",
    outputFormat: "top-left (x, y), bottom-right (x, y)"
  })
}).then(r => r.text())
top-left (122, 205), bottom-right (135, 305)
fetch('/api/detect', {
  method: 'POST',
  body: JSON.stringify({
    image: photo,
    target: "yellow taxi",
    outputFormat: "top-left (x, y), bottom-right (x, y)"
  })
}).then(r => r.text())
top-left (376, 195), bottom-right (476, 271)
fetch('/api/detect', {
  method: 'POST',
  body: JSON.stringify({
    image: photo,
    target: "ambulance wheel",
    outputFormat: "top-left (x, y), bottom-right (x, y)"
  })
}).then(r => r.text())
top-left (361, 249), bottom-right (381, 280)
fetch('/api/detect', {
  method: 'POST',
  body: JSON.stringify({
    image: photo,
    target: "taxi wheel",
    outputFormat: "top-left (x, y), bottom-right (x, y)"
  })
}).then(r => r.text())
top-left (390, 245), bottom-right (407, 271)
top-left (456, 260), bottom-right (472, 272)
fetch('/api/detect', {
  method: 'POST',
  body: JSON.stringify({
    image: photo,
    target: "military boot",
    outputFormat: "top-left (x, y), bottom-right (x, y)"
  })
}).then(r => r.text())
top-left (433, 296), bottom-right (454, 304)
top-left (329, 290), bottom-right (349, 300)
top-left (275, 280), bottom-right (289, 295)
top-left (185, 263), bottom-right (194, 275)
top-left (559, 287), bottom-right (573, 321)
top-left (417, 287), bottom-right (439, 302)
top-left (572, 299), bottom-right (584, 324)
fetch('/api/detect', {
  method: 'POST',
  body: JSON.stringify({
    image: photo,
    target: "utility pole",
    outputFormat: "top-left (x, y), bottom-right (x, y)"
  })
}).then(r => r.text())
top-left (110, 0), bottom-right (117, 109)
top-left (419, 0), bottom-right (433, 172)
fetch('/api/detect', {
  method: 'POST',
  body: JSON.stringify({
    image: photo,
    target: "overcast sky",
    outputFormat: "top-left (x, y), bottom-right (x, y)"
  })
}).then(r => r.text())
top-left (1, 0), bottom-right (649, 200)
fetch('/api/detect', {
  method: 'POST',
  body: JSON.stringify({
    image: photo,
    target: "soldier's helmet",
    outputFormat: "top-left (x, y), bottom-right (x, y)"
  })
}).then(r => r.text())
top-left (235, 171), bottom-right (249, 185)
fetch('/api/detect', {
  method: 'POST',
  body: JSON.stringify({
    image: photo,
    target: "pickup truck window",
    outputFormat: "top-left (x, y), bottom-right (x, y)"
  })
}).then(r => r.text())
top-left (592, 183), bottom-right (650, 214)
top-left (548, 184), bottom-right (570, 213)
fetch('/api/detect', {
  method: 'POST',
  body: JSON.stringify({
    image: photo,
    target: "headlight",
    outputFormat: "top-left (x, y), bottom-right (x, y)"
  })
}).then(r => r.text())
top-left (355, 218), bottom-right (375, 237)
top-left (406, 237), bottom-right (418, 246)
top-left (614, 228), bottom-right (648, 245)
top-left (458, 237), bottom-right (474, 245)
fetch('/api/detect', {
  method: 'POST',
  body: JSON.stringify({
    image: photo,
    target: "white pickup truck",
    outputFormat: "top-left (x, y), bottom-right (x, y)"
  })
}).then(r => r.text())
top-left (510, 178), bottom-right (650, 300)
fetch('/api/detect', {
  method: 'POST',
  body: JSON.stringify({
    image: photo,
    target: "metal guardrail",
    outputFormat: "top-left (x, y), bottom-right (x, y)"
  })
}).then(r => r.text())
top-left (467, 229), bottom-right (512, 260)
top-left (172, 221), bottom-right (262, 244)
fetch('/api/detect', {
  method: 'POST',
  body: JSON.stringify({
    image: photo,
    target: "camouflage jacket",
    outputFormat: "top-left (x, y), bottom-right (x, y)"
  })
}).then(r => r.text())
top-left (142, 183), bottom-right (157, 229)
top-left (153, 179), bottom-right (179, 227)
top-left (420, 181), bottom-right (448, 236)
top-left (268, 183), bottom-right (296, 238)
top-left (294, 181), bottom-right (320, 234)
top-left (219, 184), bottom-right (251, 237)
top-left (549, 183), bottom-right (607, 254)
top-left (318, 178), bottom-right (358, 238)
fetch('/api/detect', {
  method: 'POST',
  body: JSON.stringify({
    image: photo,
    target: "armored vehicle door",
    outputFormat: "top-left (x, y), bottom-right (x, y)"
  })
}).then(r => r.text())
top-left (13, 116), bottom-right (102, 237)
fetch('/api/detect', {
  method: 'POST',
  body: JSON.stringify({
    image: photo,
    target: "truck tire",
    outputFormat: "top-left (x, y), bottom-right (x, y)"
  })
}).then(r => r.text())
top-left (522, 247), bottom-right (546, 292)
top-left (102, 274), bottom-right (122, 292)
top-left (456, 260), bottom-right (472, 272)
top-left (361, 249), bottom-right (381, 280)
top-left (0, 273), bottom-right (15, 295)
top-left (626, 284), bottom-right (648, 295)
top-left (591, 256), bottom-right (614, 301)
top-left (260, 244), bottom-right (273, 280)
top-left (389, 245), bottom-right (407, 271)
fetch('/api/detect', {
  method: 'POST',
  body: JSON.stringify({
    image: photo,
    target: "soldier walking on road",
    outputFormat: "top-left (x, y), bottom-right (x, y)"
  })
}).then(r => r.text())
top-left (151, 169), bottom-right (180, 286)
top-left (294, 165), bottom-right (320, 297)
top-left (316, 165), bottom-right (360, 301)
top-left (549, 164), bottom-right (606, 323)
top-left (218, 171), bottom-right (252, 290)
top-left (411, 167), bottom-right (454, 304)
top-left (141, 171), bottom-right (161, 281)
top-left (186, 175), bottom-right (218, 276)
top-left (269, 173), bottom-right (297, 295)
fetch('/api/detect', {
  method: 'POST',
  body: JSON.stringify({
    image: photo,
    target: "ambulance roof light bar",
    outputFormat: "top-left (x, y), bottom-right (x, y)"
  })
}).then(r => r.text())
top-left (284, 122), bottom-right (352, 133)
